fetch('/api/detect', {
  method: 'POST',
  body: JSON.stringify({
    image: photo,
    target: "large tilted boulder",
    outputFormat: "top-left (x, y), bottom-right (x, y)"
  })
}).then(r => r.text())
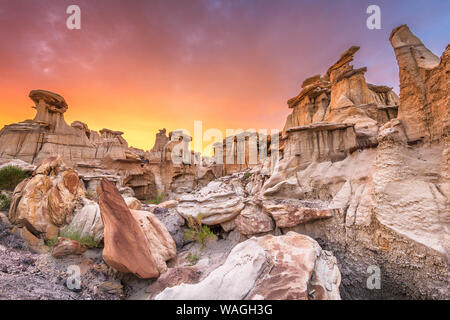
top-left (97, 178), bottom-right (176, 279)
top-left (8, 156), bottom-right (85, 240)
top-left (155, 232), bottom-right (341, 300)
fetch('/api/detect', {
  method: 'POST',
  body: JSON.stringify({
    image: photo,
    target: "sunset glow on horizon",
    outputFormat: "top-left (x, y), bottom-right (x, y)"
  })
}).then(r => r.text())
top-left (1, 0), bottom-right (449, 153)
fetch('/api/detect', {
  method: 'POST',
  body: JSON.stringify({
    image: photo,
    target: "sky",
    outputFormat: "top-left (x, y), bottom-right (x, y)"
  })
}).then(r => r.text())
top-left (0, 0), bottom-right (449, 153)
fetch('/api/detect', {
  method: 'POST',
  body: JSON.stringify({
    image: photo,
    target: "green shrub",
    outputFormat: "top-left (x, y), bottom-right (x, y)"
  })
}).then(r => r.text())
top-left (0, 193), bottom-right (10, 210)
top-left (186, 251), bottom-right (200, 265)
top-left (0, 166), bottom-right (28, 191)
top-left (245, 172), bottom-right (252, 179)
top-left (47, 229), bottom-right (101, 249)
top-left (145, 192), bottom-right (166, 205)
top-left (45, 238), bottom-right (58, 248)
top-left (85, 189), bottom-right (95, 200)
top-left (184, 214), bottom-right (215, 249)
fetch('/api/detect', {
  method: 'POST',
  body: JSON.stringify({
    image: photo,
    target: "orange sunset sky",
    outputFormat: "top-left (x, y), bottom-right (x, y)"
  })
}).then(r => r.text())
top-left (0, 0), bottom-right (449, 153)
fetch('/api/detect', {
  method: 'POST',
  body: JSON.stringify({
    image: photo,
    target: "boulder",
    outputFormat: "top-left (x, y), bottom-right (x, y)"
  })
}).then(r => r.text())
top-left (51, 237), bottom-right (87, 258)
top-left (64, 199), bottom-right (104, 243)
top-left (155, 232), bottom-right (341, 300)
top-left (235, 203), bottom-right (274, 235)
top-left (146, 265), bottom-right (204, 299)
top-left (97, 178), bottom-right (175, 279)
top-left (158, 200), bottom-right (178, 209)
top-left (130, 209), bottom-right (177, 274)
top-left (262, 200), bottom-right (334, 228)
top-left (124, 197), bottom-right (142, 210)
top-left (8, 156), bottom-right (85, 240)
top-left (176, 179), bottom-right (245, 225)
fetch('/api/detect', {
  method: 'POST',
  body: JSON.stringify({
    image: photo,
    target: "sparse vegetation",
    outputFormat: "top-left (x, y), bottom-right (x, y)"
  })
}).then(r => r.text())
top-left (186, 251), bottom-right (200, 265)
top-left (46, 229), bottom-right (101, 249)
top-left (0, 166), bottom-right (28, 191)
top-left (184, 214), bottom-right (215, 249)
top-left (45, 238), bottom-right (58, 248)
top-left (85, 189), bottom-right (95, 200)
top-left (144, 192), bottom-right (166, 205)
top-left (0, 193), bottom-right (11, 211)
top-left (245, 172), bottom-right (253, 179)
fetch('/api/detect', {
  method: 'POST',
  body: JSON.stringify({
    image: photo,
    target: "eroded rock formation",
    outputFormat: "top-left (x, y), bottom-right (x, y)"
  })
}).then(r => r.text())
top-left (155, 232), bottom-right (341, 300)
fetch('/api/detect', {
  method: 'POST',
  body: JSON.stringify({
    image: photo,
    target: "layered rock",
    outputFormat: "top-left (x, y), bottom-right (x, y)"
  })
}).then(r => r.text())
top-left (283, 46), bottom-right (399, 150)
top-left (97, 178), bottom-right (175, 279)
top-left (155, 232), bottom-right (341, 300)
top-left (235, 201), bottom-right (274, 235)
top-left (0, 90), bottom-right (157, 200)
top-left (144, 129), bottom-right (218, 198)
top-left (256, 25), bottom-right (449, 299)
top-left (390, 25), bottom-right (449, 143)
top-left (176, 177), bottom-right (245, 225)
top-left (8, 156), bottom-right (85, 240)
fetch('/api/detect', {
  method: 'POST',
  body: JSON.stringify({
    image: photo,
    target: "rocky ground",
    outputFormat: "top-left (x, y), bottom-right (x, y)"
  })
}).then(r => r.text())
top-left (0, 211), bottom-right (123, 300)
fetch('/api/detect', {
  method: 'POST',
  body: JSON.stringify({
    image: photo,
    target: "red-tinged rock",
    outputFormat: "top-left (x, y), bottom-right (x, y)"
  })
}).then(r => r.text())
top-left (97, 178), bottom-right (159, 279)
top-left (262, 201), bottom-right (333, 228)
top-left (51, 237), bottom-right (87, 258)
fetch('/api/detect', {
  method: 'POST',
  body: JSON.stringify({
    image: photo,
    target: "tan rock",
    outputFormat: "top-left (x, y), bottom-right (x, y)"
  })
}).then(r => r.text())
top-left (158, 200), bottom-right (178, 209)
top-left (155, 232), bottom-right (341, 300)
top-left (97, 178), bottom-right (169, 279)
top-left (8, 156), bottom-right (85, 240)
top-left (177, 180), bottom-right (245, 225)
top-left (51, 237), bottom-right (87, 258)
top-left (64, 199), bottom-right (104, 243)
top-left (124, 197), bottom-right (142, 210)
top-left (262, 200), bottom-right (334, 228)
top-left (235, 203), bottom-right (274, 235)
top-left (130, 209), bottom-right (177, 274)
top-left (390, 25), bottom-right (448, 143)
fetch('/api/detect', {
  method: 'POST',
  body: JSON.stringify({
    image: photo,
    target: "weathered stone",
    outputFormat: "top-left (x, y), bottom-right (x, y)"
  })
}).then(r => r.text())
top-left (146, 266), bottom-right (204, 299)
top-left (155, 232), bottom-right (341, 300)
top-left (124, 197), bottom-right (142, 210)
top-left (158, 200), bottom-right (178, 209)
top-left (64, 199), bottom-right (104, 243)
top-left (97, 178), bottom-right (159, 279)
top-left (177, 179), bottom-right (245, 225)
top-left (51, 237), bottom-right (87, 258)
top-left (130, 209), bottom-right (177, 274)
top-left (390, 25), bottom-right (448, 143)
top-left (8, 156), bottom-right (85, 240)
top-left (152, 207), bottom-right (186, 248)
top-left (262, 200), bottom-right (334, 228)
top-left (235, 203), bottom-right (274, 235)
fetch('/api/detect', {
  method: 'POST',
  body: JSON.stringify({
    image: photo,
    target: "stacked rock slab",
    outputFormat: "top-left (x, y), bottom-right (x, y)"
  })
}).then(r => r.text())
top-left (283, 46), bottom-right (399, 152)
top-left (144, 129), bottom-right (218, 198)
top-left (0, 90), bottom-right (217, 200)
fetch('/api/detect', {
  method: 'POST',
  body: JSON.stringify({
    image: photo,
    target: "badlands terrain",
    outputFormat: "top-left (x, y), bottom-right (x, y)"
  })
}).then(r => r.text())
top-left (0, 25), bottom-right (448, 300)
